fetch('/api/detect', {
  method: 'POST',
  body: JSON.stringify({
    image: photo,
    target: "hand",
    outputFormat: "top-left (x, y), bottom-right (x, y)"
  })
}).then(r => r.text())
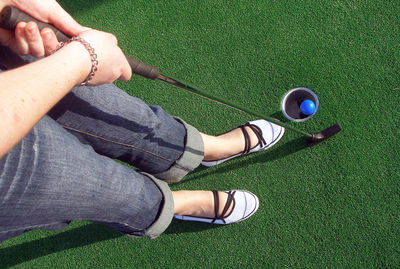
top-left (0, 0), bottom-right (87, 56)
top-left (0, 0), bottom-right (132, 84)
top-left (75, 29), bottom-right (132, 84)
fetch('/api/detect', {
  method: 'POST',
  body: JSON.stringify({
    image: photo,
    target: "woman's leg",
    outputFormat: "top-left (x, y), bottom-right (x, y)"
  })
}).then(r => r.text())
top-left (0, 115), bottom-right (258, 242)
top-left (0, 116), bottom-right (174, 242)
top-left (48, 84), bottom-right (204, 182)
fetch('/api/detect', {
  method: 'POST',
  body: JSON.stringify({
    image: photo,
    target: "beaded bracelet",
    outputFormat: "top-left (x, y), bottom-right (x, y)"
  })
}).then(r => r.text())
top-left (53, 37), bottom-right (98, 86)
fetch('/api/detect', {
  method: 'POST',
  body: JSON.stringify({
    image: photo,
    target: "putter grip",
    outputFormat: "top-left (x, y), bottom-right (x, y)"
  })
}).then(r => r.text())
top-left (0, 5), bottom-right (160, 80)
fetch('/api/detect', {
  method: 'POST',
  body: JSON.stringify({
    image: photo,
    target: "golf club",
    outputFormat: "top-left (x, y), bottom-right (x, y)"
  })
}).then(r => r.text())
top-left (0, 5), bottom-right (342, 147)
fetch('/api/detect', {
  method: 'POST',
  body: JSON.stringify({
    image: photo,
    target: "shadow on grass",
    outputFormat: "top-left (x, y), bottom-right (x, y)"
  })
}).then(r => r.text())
top-left (172, 136), bottom-right (307, 185)
top-left (0, 223), bottom-right (122, 268)
top-left (164, 219), bottom-right (223, 235)
top-left (269, 111), bottom-right (290, 123)
top-left (0, 221), bottom-right (222, 267)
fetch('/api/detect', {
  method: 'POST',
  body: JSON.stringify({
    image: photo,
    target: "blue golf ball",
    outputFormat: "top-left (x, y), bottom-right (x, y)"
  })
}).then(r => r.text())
top-left (300, 100), bottom-right (316, 115)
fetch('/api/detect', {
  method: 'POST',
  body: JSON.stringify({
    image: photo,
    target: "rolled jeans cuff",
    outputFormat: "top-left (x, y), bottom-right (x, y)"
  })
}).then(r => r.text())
top-left (153, 118), bottom-right (204, 182)
top-left (141, 173), bottom-right (174, 239)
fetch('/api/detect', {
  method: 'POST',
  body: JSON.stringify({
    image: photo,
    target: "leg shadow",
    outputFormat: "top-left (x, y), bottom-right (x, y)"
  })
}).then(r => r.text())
top-left (0, 223), bottom-right (122, 268)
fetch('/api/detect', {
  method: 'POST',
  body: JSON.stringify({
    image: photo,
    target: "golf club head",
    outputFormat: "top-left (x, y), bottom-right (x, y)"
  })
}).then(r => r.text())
top-left (307, 123), bottom-right (342, 147)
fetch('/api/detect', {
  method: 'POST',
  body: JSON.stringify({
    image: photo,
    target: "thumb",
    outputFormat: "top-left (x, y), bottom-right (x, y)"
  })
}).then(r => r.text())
top-left (46, 7), bottom-right (88, 37)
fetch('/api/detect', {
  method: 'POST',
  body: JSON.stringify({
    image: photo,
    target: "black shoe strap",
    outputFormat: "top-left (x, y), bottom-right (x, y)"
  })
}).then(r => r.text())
top-left (246, 123), bottom-right (266, 148)
top-left (219, 191), bottom-right (236, 223)
top-left (211, 190), bottom-right (236, 224)
top-left (211, 190), bottom-right (219, 223)
top-left (238, 122), bottom-right (266, 155)
top-left (240, 125), bottom-right (251, 154)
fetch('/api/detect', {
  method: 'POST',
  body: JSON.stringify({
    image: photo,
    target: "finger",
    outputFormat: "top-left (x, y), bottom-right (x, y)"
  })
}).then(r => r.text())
top-left (40, 28), bottom-right (59, 56)
top-left (24, 22), bottom-right (45, 57)
top-left (14, 21), bottom-right (29, 55)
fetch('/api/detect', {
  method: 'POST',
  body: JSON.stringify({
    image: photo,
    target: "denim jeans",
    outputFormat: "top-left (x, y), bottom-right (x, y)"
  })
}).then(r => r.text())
top-left (0, 46), bottom-right (204, 241)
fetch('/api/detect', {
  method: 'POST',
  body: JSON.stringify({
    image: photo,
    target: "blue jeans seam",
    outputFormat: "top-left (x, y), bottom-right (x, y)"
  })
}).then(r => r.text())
top-left (60, 123), bottom-right (190, 172)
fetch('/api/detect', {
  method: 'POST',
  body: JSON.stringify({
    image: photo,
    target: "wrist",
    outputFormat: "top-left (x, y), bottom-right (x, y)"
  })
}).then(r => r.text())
top-left (52, 37), bottom-right (98, 86)
top-left (68, 37), bottom-right (98, 86)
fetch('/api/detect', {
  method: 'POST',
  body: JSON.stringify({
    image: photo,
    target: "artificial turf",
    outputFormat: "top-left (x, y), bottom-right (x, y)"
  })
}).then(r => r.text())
top-left (1, 0), bottom-right (399, 267)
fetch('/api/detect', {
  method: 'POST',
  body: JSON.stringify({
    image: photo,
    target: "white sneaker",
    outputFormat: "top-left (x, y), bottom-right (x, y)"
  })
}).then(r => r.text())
top-left (174, 190), bottom-right (259, 224)
top-left (201, 119), bottom-right (285, 167)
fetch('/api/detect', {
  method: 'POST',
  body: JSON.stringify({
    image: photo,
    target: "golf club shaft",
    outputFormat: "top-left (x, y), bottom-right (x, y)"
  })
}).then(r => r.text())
top-left (157, 74), bottom-right (312, 137)
top-left (0, 5), bottom-right (312, 137)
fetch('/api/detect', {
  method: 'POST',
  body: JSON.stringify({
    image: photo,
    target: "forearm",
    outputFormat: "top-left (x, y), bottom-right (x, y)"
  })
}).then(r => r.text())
top-left (0, 41), bottom-right (90, 157)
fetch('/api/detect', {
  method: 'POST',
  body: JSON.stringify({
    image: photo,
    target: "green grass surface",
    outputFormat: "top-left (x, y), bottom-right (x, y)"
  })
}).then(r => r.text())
top-left (1, 0), bottom-right (399, 267)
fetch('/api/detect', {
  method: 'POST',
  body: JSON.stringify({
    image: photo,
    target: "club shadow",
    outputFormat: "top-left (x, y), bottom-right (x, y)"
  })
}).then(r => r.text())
top-left (270, 111), bottom-right (291, 123)
top-left (172, 137), bottom-right (307, 185)
top-left (0, 223), bottom-right (122, 268)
